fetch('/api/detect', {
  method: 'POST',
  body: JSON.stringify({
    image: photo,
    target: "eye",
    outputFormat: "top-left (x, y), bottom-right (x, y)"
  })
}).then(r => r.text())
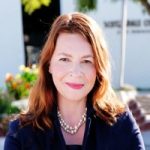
top-left (59, 58), bottom-right (70, 62)
top-left (82, 59), bottom-right (93, 64)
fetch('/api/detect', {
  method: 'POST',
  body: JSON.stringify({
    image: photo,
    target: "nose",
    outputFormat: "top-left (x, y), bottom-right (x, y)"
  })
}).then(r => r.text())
top-left (69, 62), bottom-right (83, 77)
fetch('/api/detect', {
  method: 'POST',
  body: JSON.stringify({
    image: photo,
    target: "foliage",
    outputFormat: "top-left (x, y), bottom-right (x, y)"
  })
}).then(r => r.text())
top-left (76, 0), bottom-right (97, 12)
top-left (137, 0), bottom-right (150, 14)
top-left (78, 0), bottom-right (150, 15)
top-left (21, 0), bottom-right (150, 15)
top-left (112, 0), bottom-right (150, 15)
top-left (5, 64), bottom-right (38, 100)
top-left (0, 89), bottom-right (20, 136)
top-left (21, 0), bottom-right (97, 14)
top-left (21, 0), bottom-right (52, 15)
top-left (0, 114), bottom-right (17, 136)
top-left (0, 89), bottom-right (20, 114)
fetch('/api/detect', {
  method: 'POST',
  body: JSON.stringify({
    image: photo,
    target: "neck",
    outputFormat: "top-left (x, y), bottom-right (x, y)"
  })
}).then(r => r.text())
top-left (57, 98), bottom-right (87, 126)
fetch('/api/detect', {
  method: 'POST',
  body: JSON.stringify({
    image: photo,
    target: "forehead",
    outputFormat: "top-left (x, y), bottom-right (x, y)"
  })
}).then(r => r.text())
top-left (54, 33), bottom-right (93, 56)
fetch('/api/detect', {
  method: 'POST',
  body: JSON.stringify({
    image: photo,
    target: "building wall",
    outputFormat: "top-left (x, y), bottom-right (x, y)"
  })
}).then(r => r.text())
top-left (0, 0), bottom-right (24, 87)
top-left (60, 0), bottom-right (150, 89)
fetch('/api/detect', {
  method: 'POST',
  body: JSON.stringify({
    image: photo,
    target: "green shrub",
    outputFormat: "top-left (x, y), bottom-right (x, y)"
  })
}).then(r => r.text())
top-left (0, 89), bottom-right (20, 114)
top-left (0, 89), bottom-right (20, 136)
top-left (5, 64), bottom-right (38, 100)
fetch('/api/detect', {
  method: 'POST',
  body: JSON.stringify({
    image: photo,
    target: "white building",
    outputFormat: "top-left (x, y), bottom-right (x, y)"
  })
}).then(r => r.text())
top-left (0, 0), bottom-right (24, 87)
top-left (0, 0), bottom-right (150, 90)
top-left (60, 0), bottom-right (150, 89)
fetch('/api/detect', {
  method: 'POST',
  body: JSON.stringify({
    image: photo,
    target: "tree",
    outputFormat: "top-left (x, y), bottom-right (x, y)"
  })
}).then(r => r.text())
top-left (21, 0), bottom-right (52, 15)
top-left (76, 0), bottom-right (97, 12)
top-left (21, 0), bottom-right (97, 15)
top-left (21, 0), bottom-right (150, 15)
top-left (135, 0), bottom-right (150, 14)
top-left (113, 0), bottom-right (150, 15)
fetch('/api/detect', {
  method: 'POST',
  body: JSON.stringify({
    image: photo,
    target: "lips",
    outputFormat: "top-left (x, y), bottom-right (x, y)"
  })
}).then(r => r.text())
top-left (65, 82), bottom-right (84, 89)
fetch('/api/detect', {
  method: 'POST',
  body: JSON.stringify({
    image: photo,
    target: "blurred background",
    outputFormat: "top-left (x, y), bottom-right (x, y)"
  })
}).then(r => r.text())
top-left (0, 0), bottom-right (150, 149)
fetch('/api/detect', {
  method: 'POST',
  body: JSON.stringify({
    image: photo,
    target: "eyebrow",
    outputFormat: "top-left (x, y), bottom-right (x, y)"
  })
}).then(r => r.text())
top-left (58, 52), bottom-right (94, 58)
top-left (58, 53), bottom-right (72, 57)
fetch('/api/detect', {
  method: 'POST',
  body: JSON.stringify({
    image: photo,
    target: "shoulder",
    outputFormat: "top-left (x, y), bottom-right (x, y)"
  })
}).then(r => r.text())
top-left (111, 110), bottom-right (145, 149)
top-left (95, 109), bottom-right (142, 141)
top-left (7, 119), bottom-right (20, 133)
top-left (108, 109), bottom-right (140, 135)
top-left (4, 119), bottom-right (33, 150)
top-left (5, 118), bottom-right (35, 145)
top-left (5, 118), bottom-right (54, 140)
top-left (111, 110), bottom-right (144, 144)
top-left (115, 109), bottom-right (138, 131)
top-left (89, 107), bottom-right (145, 149)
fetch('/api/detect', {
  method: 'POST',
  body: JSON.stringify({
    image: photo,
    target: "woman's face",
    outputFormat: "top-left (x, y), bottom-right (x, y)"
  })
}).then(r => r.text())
top-left (49, 33), bottom-right (96, 102)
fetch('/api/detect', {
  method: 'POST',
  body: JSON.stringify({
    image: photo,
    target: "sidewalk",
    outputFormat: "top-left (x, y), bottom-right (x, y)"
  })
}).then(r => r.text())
top-left (0, 137), bottom-right (5, 150)
top-left (142, 131), bottom-right (150, 150)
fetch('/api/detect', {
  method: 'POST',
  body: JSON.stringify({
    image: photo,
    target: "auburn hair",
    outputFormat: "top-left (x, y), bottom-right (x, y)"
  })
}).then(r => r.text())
top-left (20, 12), bottom-right (125, 129)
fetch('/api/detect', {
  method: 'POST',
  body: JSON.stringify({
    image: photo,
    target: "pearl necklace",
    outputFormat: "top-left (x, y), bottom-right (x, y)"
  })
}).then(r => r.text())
top-left (57, 108), bottom-right (87, 135)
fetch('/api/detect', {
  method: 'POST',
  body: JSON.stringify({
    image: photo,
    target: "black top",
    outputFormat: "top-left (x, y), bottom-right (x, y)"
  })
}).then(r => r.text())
top-left (66, 145), bottom-right (82, 150)
top-left (4, 102), bottom-right (145, 150)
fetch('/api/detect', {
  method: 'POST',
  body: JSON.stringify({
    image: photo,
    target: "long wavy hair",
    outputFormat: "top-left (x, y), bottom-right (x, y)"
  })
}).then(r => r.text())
top-left (20, 12), bottom-right (125, 129)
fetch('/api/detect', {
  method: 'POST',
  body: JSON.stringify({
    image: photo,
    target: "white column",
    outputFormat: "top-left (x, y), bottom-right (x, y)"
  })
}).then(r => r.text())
top-left (120, 0), bottom-right (128, 88)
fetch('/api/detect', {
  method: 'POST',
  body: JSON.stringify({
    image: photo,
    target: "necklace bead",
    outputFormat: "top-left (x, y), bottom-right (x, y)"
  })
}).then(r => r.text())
top-left (57, 107), bottom-right (87, 135)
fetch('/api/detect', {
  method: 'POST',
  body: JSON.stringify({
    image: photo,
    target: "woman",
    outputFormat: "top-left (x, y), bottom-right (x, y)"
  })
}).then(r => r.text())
top-left (4, 12), bottom-right (145, 150)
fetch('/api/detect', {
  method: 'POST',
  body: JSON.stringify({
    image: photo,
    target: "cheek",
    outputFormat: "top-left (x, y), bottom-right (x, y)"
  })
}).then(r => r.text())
top-left (83, 66), bottom-right (96, 81)
top-left (88, 70), bottom-right (96, 82)
top-left (50, 62), bottom-right (68, 76)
